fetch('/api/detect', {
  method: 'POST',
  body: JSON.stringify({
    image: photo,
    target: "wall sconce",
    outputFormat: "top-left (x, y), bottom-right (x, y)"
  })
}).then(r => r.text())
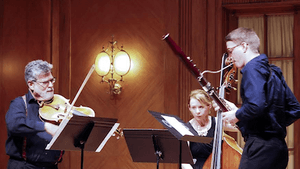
top-left (95, 36), bottom-right (131, 95)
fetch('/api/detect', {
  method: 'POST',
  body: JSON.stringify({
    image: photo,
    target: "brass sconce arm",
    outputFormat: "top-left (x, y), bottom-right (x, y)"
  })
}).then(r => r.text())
top-left (95, 36), bottom-right (131, 96)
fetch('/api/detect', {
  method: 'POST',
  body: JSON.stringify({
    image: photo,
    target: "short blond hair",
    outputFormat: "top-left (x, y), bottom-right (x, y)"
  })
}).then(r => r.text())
top-left (225, 27), bottom-right (260, 53)
top-left (188, 89), bottom-right (212, 107)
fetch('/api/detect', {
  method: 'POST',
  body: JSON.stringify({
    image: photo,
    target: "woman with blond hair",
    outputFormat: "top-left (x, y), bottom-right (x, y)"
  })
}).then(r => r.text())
top-left (182, 89), bottom-right (237, 169)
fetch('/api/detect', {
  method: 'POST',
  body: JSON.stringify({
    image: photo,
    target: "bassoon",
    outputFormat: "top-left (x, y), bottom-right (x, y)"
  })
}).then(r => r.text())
top-left (162, 33), bottom-right (230, 112)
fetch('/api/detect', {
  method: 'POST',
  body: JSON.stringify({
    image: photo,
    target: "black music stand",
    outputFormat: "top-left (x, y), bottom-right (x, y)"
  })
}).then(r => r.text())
top-left (123, 129), bottom-right (194, 169)
top-left (148, 110), bottom-right (213, 143)
top-left (46, 115), bottom-right (119, 169)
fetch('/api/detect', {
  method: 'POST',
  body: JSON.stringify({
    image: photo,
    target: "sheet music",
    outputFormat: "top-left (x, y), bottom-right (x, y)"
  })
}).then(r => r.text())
top-left (161, 115), bottom-right (194, 136)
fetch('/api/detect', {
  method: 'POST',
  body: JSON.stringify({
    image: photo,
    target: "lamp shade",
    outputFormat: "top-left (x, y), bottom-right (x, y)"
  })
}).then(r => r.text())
top-left (95, 51), bottom-right (111, 76)
top-left (114, 50), bottom-right (131, 76)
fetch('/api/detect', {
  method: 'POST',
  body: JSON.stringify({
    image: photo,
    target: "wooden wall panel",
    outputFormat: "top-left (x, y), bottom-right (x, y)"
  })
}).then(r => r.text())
top-left (293, 10), bottom-right (300, 169)
top-left (0, 0), bottom-right (5, 166)
top-left (178, 0), bottom-right (193, 121)
top-left (52, 1), bottom-right (72, 168)
top-left (0, 0), bottom-right (52, 168)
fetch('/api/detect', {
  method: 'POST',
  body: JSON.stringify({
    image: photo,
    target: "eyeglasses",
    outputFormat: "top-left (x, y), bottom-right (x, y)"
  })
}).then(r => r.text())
top-left (33, 77), bottom-right (56, 88)
top-left (227, 44), bottom-right (241, 54)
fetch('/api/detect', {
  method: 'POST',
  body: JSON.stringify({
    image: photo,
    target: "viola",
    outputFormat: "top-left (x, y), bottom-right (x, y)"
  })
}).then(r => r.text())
top-left (39, 94), bottom-right (95, 125)
top-left (38, 65), bottom-right (96, 125)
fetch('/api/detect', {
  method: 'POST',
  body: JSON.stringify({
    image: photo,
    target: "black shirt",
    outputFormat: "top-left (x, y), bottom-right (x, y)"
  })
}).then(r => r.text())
top-left (5, 90), bottom-right (63, 164)
top-left (187, 116), bottom-right (215, 169)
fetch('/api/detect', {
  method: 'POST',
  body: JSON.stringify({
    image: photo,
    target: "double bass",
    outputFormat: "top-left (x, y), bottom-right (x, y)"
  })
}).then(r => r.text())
top-left (162, 33), bottom-right (242, 169)
top-left (202, 53), bottom-right (242, 169)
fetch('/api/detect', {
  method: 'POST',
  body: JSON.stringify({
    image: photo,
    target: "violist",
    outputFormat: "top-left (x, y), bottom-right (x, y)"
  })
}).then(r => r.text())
top-left (5, 60), bottom-right (63, 169)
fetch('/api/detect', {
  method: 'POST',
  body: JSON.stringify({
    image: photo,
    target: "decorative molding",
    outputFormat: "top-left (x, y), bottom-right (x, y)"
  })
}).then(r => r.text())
top-left (178, 0), bottom-right (193, 121)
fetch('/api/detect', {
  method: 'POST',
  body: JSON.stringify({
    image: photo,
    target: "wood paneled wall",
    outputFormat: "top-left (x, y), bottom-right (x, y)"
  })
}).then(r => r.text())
top-left (293, 11), bottom-right (300, 169)
top-left (0, 0), bottom-right (52, 166)
top-left (1, 0), bottom-right (299, 168)
top-left (0, 0), bottom-right (224, 168)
